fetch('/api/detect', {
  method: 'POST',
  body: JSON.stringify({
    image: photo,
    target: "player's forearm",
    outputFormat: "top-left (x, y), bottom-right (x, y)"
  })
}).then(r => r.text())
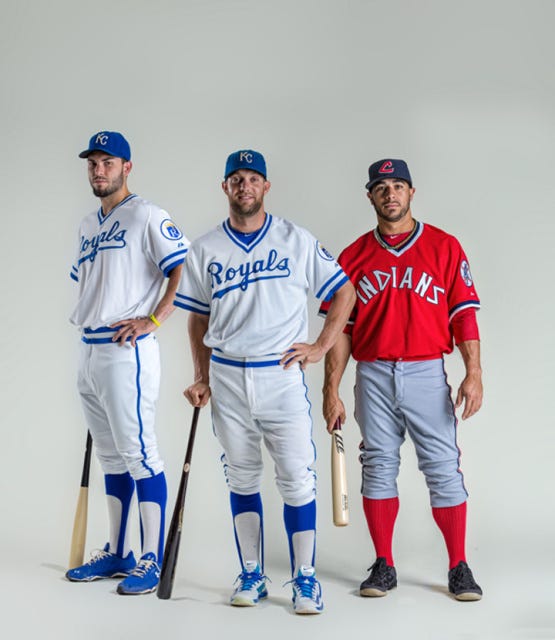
top-left (314, 281), bottom-right (356, 355)
top-left (188, 312), bottom-right (211, 383)
top-left (457, 339), bottom-right (482, 376)
top-left (151, 264), bottom-right (183, 324)
top-left (323, 333), bottom-right (352, 397)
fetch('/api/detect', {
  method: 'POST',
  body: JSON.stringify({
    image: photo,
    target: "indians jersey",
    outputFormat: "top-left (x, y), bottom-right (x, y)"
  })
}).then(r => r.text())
top-left (70, 194), bottom-right (189, 329)
top-left (174, 214), bottom-right (348, 357)
top-left (319, 221), bottom-right (480, 361)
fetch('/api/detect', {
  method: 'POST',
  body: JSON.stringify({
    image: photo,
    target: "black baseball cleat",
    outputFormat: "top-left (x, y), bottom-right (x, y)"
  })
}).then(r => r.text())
top-left (359, 557), bottom-right (397, 597)
top-left (448, 561), bottom-right (483, 601)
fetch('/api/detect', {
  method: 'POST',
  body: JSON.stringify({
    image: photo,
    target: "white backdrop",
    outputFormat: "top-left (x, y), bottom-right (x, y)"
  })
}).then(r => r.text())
top-left (1, 1), bottom-right (554, 639)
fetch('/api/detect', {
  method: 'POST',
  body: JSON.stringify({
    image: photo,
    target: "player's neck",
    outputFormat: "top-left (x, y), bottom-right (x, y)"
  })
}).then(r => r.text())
top-left (377, 213), bottom-right (415, 237)
top-left (228, 209), bottom-right (267, 233)
top-left (99, 188), bottom-right (132, 217)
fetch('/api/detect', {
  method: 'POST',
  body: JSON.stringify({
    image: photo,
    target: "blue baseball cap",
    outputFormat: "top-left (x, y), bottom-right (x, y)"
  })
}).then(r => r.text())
top-left (366, 158), bottom-right (412, 190)
top-left (79, 131), bottom-right (131, 161)
top-left (224, 149), bottom-right (267, 179)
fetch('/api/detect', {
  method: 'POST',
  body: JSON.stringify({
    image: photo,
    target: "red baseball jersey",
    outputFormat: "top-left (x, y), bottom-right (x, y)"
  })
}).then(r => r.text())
top-left (320, 221), bottom-right (480, 361)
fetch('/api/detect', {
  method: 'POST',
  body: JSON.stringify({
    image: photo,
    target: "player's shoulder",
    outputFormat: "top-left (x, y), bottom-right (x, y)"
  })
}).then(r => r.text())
top-left (269, 214), bottom-right (318, 242)
top-left (126, 195), bottom-right (166, 217)
top-left (421, 222), bottom-right (463, 247)
top-left (340, 229), bottom-right (375, 256)
top-left (188, 220), bottom-right (224, 250)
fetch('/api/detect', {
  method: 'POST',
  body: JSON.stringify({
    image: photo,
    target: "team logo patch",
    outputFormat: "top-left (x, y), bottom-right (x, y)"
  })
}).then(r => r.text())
top-left (316, 242), bottom-right (334, 261)
top-left (160, 219), bottom-right (183, 241)
top-left (460, 260), bottom-right (473, 286)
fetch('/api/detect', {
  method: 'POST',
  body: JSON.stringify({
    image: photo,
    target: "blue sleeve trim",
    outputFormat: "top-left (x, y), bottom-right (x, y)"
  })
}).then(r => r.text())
top-left (173, 300), bottom-right (210, 315)
top-left (317, 273), bottom-right (349, 301)
top-left (162, 257), bottom-right (186, 276)
top-left (159, 249), bottom-right (187, 272)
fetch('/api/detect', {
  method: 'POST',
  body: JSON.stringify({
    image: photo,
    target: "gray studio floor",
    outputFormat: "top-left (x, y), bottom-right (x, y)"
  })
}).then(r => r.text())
top-left (4, 529), bottom-right (552, 640)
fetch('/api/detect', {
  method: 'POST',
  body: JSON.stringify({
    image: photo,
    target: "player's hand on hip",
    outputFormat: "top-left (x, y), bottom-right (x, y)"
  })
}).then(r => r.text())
top-left (455, 371), bottom-right (483, 420)
top-left (280, 343), bottom-right (325, 370)
top-left (323, 394), bottom-right (346, 434)
top-left (110, 317), bottom-right (156, 347)
top-left (184, 382), bottom-right (211, 408)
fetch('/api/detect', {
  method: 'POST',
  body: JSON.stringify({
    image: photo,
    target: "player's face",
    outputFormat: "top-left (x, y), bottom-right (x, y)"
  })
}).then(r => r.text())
top-left (87, 152), bottom-right (131, 198)
top-left (368, 179), bottom-right (415, 224)
top-left (222, 170), bottom-right (270, 219)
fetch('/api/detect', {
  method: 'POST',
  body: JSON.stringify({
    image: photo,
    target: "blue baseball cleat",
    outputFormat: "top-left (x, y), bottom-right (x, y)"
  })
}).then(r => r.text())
top-left (116, 552), bottom-right (161, 595)
top-left (66, 544), bottom-right (136, 582)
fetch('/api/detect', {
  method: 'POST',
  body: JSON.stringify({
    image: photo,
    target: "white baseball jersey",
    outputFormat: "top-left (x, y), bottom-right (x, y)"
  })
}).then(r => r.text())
top-left (174, 214), bottom-right (348, 357)
top-left (70, 194), bottom-right (189, 331)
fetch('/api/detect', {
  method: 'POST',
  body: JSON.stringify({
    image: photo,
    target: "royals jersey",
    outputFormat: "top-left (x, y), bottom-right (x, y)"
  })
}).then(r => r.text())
top-left (319, 221), bottom-right (480, 361)
top-left (174, 214), bottom-right (348, 356)
top-left (70, 194), bottom-right (189, 329)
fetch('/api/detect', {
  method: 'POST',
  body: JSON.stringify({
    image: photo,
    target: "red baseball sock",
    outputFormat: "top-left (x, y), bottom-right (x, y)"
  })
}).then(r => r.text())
top-left (432, 501), bottom-right (467, 569)
top-left (362, 496), bottom-right (399, 566)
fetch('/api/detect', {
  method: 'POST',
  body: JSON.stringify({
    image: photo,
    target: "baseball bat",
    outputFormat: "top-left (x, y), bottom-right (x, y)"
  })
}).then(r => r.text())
top-left (68, 430), bottom-right (93, 569)
top-left (157, 406), bottom-right (201, 599)
top-left (331, 418), bottom-right (349, 526)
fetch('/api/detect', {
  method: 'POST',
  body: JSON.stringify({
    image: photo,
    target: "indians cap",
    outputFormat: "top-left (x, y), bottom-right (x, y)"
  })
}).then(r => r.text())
top-left (224, 149), bottom-right (267, 179)
top-left (366, 159), bottom-right (412, 190)
top-left (79, 131), bottom-right (131, 161)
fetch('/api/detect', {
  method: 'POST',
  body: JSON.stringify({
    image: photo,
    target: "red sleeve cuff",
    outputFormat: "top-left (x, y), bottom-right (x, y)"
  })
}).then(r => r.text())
top-left (451, 308), bottom-right (480, 344)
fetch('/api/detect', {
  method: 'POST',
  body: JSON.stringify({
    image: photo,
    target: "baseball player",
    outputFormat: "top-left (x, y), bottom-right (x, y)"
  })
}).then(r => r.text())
top-left (174, 149), bottom-right (355, 614)
top-left (321, 158), bottom-right (483, 601)
top-left (65, 131), bottom-right (189, 595)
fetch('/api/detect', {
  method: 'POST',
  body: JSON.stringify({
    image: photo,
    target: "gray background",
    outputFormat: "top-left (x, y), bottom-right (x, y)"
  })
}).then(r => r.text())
top-left (1, 1), bottom-right (553, 638)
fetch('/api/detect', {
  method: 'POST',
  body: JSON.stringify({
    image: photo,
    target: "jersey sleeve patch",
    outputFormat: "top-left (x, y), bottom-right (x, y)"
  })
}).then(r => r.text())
top-left (160, 218), bottom-right (184, 241)
top-left (460, 260), bottom-right (474, 286)
top-left (316, 242), bottom-right (334, 261)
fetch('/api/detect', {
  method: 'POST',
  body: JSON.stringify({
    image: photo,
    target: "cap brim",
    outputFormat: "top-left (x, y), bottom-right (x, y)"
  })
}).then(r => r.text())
top-left (224, 169), bottom-right (266, 180)
top-left (366, 178), bottom-right (411, 191)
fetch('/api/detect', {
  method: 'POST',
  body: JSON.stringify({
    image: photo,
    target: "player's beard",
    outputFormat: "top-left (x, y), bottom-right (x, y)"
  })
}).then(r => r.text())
top-left (91, 170), bottom-right (125, 198)
top-left (375, 201), bottom-right (411, 224)
top-left (229, 194), bottom-right (264, 219)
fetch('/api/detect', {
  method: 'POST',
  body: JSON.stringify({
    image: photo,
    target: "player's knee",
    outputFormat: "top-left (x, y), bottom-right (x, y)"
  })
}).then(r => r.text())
top-left (276, 472), bottom-right (316, 505)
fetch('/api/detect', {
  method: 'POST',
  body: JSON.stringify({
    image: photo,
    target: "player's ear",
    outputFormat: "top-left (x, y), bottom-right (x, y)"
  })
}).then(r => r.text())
top-left (263, 180), bottom-right (271, 195)
top-left (123, 160), bottom-right (132, 176)
top-left (409, 187), bottom-right (415, 201)
top-left (366, 191), bottom-right (374, 205)
top-left (222, 180), bottom-right (229, 195)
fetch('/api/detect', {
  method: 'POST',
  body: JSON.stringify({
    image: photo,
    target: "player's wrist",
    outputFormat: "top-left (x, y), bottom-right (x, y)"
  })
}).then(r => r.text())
top-left (149, 313), bottom-right (161, 327)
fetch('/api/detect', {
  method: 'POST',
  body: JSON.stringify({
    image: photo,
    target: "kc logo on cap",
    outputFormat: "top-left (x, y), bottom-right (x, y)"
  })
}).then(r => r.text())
top-left (224, 149), bottom-right (267, 179)
top-left (79, 131), bottom-right (131, 161)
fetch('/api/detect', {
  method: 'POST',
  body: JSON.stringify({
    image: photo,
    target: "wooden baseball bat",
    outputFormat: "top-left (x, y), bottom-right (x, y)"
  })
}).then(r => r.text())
top-left (68, 431), bottom-right (93, 569)
top-left (331, 419), bottom-right (349, 526)
top-left (157, 406), bottom-right (200, 600)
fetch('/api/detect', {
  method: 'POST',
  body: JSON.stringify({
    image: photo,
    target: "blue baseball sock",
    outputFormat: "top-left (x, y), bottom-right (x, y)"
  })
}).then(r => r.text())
top-left (230, 492), bottom-right (264, 571)
top-left (136, 472), bottom-right (167, 562)
top-left (283, 500), bottom-right (316, 575)
top-left (105, 472), bottom-right (135, 558)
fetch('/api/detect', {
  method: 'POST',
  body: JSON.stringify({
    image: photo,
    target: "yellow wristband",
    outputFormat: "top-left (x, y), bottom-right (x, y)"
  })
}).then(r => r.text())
top-left (149, 313), bottom-right (161, 327)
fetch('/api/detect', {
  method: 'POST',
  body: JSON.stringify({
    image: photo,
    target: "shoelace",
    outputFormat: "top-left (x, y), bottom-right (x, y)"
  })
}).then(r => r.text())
top-left (129, 559), bottom-right (157, 577)
top-left (366, 560), bottom-right (391, 587)
top-left (285, 575), bottom-right (318, 599)
top-left (450, 564), bottom-right (476, 590)
top-left (234, 570), bottom-right (268, 591)
top-left (85, 548), bottom-right (111, 565)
